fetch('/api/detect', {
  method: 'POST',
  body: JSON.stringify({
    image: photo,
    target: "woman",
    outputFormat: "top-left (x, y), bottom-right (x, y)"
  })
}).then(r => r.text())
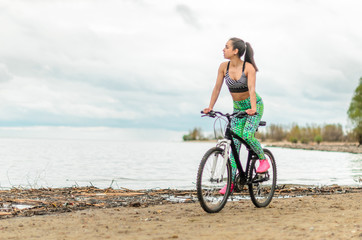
top-left (203, 37), bottom-right (269, 194)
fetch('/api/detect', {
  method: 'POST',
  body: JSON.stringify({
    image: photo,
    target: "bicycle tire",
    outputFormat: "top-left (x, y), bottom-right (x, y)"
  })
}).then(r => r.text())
top-left (196, 147), bottom-right (232, 213)
top-left (248, 148), bottom-right (277, 208)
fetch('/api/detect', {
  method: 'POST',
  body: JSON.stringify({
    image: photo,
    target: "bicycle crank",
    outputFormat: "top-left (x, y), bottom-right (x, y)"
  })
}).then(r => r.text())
top-left (234, 174), bottom-right (246, 192)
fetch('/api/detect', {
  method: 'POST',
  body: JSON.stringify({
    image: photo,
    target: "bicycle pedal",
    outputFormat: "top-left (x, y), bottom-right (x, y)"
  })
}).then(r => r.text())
top-left (254, 172), bottom-right (269, 182)
top-left (257, 171), bottom-right (269, 176)
top-left (257, 171), bottom-right (268, 177)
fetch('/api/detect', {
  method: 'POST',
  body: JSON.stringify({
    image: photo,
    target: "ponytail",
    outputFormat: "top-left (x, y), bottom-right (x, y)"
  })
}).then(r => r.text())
top-left (229, 38), bottom-right (258, 72)
top-left (244, 42), bottom-right (258, 72)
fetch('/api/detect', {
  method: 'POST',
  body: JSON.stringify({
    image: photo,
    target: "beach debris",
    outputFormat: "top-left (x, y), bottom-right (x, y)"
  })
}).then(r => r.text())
top-left (0, 185), bottom-right (361, 219)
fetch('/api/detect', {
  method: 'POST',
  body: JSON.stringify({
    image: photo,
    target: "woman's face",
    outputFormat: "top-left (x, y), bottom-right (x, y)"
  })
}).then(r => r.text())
top-left (223, 40), bottom-right (236, 59)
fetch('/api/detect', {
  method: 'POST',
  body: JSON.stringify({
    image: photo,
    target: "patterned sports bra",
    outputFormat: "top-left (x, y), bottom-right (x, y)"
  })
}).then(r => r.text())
top-left (224, 61), bottom-right (249, 93)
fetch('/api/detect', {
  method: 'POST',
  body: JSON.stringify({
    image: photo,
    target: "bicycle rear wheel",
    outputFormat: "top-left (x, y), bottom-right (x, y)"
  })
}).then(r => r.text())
top-left (196, 147), bottom-right (232, 213)
top-left (248, 148), bottom-right (277, 208)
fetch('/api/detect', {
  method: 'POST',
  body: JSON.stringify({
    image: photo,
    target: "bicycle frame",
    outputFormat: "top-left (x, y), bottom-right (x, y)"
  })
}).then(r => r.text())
top-left (222, 115), bottom-right (259, 185)
top-left (198, 110), bottom-right (275, 212)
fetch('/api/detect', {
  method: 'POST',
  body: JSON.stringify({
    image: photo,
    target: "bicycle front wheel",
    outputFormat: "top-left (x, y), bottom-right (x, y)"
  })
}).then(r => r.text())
top-left (248, 148), bottom-right (277, 208)
top-left (196, 147), bottom-right (232, 213)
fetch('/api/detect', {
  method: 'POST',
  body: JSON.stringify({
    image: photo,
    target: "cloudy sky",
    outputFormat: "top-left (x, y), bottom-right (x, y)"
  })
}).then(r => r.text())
top-left (0, 0), bottom-right (361, 136)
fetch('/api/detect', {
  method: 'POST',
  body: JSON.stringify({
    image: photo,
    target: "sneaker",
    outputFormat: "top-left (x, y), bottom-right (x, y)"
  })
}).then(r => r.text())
top-left (219, 183), bottom-right (234, 195)
top-left (256, 159), bottom-right (270, 173)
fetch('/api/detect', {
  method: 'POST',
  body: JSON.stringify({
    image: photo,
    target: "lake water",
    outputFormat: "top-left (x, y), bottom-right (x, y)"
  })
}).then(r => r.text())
top-left (0, 138), bottom-right (361, 190)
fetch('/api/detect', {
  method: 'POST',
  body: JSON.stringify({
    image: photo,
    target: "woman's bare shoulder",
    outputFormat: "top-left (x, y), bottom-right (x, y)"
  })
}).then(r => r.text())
top-left (220, 61), bottom-right (229, 67)
top-left (244, 62), bottom-right (256, 73)
top-left (218, 61), bottom-right (229, 72)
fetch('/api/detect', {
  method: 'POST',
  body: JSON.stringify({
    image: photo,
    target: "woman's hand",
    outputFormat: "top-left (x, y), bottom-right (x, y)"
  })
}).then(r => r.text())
top-left (203, 108), bottom-right (212, 114)
top-left (245, 109), bottom-right (256, 116)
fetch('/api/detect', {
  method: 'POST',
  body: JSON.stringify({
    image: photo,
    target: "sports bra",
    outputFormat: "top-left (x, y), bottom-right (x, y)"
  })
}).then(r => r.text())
top-left (224, 61), bottom-right (249, 93)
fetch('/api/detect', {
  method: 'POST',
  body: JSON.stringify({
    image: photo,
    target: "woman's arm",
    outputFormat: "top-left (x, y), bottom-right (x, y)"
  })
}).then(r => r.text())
top-left (245, 63), bottom-right (257, 115)
top-left (203, 63), bottom-right (226, 113)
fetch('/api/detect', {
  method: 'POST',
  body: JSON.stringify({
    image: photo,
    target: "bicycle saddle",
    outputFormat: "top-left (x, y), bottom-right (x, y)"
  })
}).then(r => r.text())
top-left (259, 121), bottom-right (266, 126)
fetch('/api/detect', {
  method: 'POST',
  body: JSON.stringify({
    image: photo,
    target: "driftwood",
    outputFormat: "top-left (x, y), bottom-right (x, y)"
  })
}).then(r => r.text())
top-left (0, 185), bottom-right (361, 219)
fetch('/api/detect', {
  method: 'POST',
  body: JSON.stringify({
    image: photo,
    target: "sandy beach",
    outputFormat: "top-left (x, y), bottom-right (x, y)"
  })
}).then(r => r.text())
top-left (0, 187), bottom-right (361, 240)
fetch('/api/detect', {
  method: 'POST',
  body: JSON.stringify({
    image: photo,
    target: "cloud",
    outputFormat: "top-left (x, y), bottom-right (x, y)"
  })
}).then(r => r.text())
top-left (175, 4), bottom-right (201, 29)
top-left (0, 0), bottom-right (361, 131)
top-left (0, 63), bottom-right (12, 82)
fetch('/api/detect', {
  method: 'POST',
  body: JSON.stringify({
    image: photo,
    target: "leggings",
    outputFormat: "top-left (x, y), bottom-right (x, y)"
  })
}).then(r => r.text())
top-left (230, 93), bottom-right (265, 179)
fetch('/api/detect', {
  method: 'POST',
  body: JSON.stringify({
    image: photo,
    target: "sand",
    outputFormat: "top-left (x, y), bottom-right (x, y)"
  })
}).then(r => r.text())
top-left (0, 192), bottom-right (361, 240)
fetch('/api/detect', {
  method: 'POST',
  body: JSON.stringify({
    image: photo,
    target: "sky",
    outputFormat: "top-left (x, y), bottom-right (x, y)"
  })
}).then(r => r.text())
top-left (0, 0), bottom-right (361, 139)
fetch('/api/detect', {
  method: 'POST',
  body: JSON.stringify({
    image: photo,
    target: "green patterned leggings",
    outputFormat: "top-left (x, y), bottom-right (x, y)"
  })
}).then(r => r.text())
top-left (230, 93), bottom-right (265, 179)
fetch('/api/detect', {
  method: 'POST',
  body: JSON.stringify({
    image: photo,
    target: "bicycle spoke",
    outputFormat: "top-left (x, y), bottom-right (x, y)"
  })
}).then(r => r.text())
top-left (197, 147), bottom-right (231, 213)
top-left (248, 149), bottom-right (277, 208)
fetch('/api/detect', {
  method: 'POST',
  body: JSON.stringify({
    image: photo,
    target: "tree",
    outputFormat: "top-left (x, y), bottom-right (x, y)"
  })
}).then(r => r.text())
top-left (288, 124), bottom-right (301, 143)
top-left (322, 124), bottom-right (343, 142)
top-left (266, 124), bottom-right (286, 141)
top-left (314, 135), bottom-right (323, 144)
top-left (347, 77), bottom-right (362, 145)
top-left (183, 127), bottom-right (205, 141)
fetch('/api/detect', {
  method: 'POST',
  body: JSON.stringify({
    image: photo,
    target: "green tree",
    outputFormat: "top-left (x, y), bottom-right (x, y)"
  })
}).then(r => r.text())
top-left (300, 125), bottom-right (314, 144)
top-left (347, 77), bottom-right (362, 145)
top-left (314, 135), bottom-right (323, 144)
top-left (183, 127), bottom-right (205, 141)
top-left (288, 124), bottom-right (301, 143)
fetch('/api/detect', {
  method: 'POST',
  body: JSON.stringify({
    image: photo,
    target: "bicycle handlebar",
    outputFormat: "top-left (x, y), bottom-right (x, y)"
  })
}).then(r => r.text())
top-left (200, 110), bottom-right (249, 119)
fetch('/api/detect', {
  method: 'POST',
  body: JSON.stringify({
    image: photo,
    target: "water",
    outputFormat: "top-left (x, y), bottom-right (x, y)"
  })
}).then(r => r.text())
top-left (0, 138), bottom-right (361, 190)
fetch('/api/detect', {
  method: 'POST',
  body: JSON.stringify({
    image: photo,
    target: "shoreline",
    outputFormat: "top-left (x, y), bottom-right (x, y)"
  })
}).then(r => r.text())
top-left (0, 186), bottom-right (361, 239)
top-left (1, 185), bottom-right (361, 219)
top-left (185, 140), bottom-right (361, 154)
top-left (263, 141), bottom-right (361, 154)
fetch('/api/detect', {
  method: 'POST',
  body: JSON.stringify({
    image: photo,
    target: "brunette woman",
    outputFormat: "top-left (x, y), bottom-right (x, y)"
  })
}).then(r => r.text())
top-left (203, 37), bottom-right (269, 194)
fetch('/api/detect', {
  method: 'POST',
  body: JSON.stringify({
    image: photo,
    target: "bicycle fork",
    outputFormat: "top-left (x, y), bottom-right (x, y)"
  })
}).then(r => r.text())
top-left (210, 139), bottom-right (231, 183)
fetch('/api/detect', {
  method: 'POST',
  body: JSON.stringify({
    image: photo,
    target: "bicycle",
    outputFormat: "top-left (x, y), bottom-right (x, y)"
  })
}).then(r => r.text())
top-left (196, 110), bottom-right (277, 213)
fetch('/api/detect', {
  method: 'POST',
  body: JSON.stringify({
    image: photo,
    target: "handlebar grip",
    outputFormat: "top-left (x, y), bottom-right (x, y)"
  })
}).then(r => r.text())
top-left (235, 111), bottom-right (247, 118)
top-left (235, 112), bottom-right (259, 118)
top-left (201, 110), bottom-right (216, 118)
